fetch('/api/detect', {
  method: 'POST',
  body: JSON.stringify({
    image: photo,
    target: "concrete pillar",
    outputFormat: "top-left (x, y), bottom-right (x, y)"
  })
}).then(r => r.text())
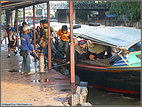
top-left (12, 10), bottom-right (15, 27)
top-left (39, 53), bottom-right (45, 72)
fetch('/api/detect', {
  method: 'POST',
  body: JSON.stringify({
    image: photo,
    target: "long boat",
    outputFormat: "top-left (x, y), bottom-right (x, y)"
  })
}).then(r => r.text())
top-left (72, 26), bottom-right (141, 96)
top-left (43, 23), bottom-right (141, 96)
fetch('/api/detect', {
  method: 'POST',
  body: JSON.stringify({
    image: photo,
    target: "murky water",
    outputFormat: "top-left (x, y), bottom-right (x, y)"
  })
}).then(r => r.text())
top-left (87, 86), bottom-right (140, 105)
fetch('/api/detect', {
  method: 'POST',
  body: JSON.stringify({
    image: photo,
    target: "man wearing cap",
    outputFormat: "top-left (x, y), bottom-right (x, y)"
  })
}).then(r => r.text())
top-left (20, 25), bottom-right (35, 75)
top-left (78, 40), bottom-right (106, 60)
top-left (20, 22), bottom-right (33, 42)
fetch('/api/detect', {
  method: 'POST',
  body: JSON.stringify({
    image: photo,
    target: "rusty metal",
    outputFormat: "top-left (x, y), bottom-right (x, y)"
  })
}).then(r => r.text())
top-left (33, 5), bottom-right (36, 62)
top-left (69, 1), bottom-right (75, 85)
top-left (16, 9), bottom-right (19, 49)
top-left (10, 11), bottom-right (12, 26)
top-left (4, 30), bottom-right (7, 44)
top-left (47, 1), bottom-right (52, 70)
top-left (23, 7), bottom-right (25, 22)
top-left (39, 53), bottom-right (45, 72)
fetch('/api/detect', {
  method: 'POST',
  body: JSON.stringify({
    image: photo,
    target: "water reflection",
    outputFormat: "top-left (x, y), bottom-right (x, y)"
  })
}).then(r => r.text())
top-left (87, 87), bottom-right (140, 105)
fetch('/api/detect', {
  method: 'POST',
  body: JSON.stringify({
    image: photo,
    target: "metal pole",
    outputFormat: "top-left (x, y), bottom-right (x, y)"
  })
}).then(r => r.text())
top-left (16, 9), bottom-right (19, 49)
top-left (69, 1), bottom-right (75, 86)
top-left (33, 5), bottom-right (36, 62)
top-left (4, 30), bottom-right (7, 44)
top-left (23, 7), bottom-right (25, 22)
top-left (10, 11), bottom-right (12, 26)
top-left (47, 1), bottom-right (52, 70)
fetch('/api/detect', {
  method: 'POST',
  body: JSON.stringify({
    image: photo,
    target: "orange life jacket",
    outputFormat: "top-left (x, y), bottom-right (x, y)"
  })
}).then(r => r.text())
top-left (57, 29), bottom-right (70, 41)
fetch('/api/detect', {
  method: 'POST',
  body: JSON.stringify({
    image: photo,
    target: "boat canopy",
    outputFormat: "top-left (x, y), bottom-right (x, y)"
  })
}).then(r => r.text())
top-left (73, 25), bottom-right (141, 50)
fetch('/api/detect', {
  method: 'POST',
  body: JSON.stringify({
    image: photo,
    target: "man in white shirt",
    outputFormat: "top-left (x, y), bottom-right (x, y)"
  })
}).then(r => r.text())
top-left (7, 29), bottom-right (17, 58)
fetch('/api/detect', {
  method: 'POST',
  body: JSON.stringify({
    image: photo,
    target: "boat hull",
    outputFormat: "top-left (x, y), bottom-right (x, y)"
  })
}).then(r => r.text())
top-left (76, 64), bottom-right (140, 95)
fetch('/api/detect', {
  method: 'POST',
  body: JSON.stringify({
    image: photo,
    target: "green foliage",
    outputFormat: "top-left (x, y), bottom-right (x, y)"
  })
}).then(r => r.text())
top-left (107, 2), bottom-right (140, 21)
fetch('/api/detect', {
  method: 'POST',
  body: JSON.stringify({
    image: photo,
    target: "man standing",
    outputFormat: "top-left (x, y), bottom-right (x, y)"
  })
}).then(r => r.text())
top-left (43, 20), bottom-right (64, 59)
top-left (20, 22), bottom-right (32, 42)
top-left (20, 25), bottom-right (35, 75)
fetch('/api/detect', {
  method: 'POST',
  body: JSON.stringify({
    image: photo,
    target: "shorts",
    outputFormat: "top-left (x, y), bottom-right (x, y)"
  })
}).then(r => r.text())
top-left (8, 41), bottom-right (15, 48)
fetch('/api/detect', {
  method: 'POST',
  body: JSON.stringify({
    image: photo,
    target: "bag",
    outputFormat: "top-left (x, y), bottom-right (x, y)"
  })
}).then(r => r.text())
top-left (20, 50), bottom-right (28, 57)
top-left (39, 39), bottom-right (48, 48)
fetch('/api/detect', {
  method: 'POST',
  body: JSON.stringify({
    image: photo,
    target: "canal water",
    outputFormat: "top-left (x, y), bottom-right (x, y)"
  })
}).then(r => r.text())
top-left (87, 86), bottom-right (140, 105)
top-left (29, 53), bottom-right (140, 106)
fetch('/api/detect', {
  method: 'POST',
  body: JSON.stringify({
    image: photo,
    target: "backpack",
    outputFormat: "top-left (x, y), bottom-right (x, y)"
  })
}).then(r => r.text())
top-left (8, 33), bottom-right (18, 46)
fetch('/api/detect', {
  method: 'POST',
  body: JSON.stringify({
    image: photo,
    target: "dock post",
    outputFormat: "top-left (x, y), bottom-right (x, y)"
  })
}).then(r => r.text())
top-left (23, 7), bottom-right (25, 22)
top-left (33, 5), bottom-right (36, 62)
top-left (16, 9), bottom-right (19, 49)
top-left (4, 30), bottom-right (7, 44)
top-left (69, 0), bottom-right (75, 88)
top-left (10, 11), bottom-right (12, 26)
top-left (39, 53), bottom-right (44, 72)
top-left (47, 1), bottom-right (52, 70)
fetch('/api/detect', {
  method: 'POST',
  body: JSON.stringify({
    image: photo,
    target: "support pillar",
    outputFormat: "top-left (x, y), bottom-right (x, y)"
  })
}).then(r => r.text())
top-left (39, 53), bottom-right (45, 72)
top-left (47, 1), bottom-right (52, 70)
top-left (12, 10), bottom-right (15, 27)
top-left (5, 9), bottom-right (10, 29)
top-left (23, 7), bottom-right (25, 22)
top-left (16, 9), bottom-right (19, 49)
top-left (69, 1), bottom-right (75, 91)
top-left (10, 11), bottom-right (12, 26)
top-left (33, 5), bottom-right (36, 62)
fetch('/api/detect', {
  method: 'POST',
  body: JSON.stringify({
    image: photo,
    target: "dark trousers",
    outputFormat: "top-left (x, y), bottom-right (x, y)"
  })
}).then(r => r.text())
top-left (90, 51), bottom-right (105, 59)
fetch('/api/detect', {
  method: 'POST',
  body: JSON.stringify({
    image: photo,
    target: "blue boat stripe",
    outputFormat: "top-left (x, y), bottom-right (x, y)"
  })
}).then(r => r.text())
top-left (116, 59), bottom-right (128, 63)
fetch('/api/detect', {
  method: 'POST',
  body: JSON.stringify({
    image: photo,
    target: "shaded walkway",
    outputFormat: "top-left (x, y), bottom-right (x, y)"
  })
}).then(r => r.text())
top-left (1, 44), bottom-right (71, 106)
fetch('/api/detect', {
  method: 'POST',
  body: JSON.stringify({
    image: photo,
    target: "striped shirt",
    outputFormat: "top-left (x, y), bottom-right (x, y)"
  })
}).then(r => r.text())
top-left (57, 29), bottom-right (70, 41)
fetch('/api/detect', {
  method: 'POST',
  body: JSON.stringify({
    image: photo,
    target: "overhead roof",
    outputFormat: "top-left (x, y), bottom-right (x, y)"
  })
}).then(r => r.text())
top-left (73, 25), bottom-right (141, 50)
top-left (49, 22), bottom-right (141, 50)
top-left (1, 1), bottom-right (46, 10)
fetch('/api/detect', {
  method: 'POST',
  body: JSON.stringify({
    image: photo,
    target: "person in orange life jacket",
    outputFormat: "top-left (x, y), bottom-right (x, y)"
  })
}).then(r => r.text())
top-left (57, 25), bottom-right (70, 58)
top-left (7, 29), bottom-right (17, 58)
top-left (20, 25), bottom-right (35, 75)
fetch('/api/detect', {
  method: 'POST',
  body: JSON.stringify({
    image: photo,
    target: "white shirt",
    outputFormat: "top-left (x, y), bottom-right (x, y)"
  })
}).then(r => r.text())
top-left (9, 33), bottom-right (16, 41)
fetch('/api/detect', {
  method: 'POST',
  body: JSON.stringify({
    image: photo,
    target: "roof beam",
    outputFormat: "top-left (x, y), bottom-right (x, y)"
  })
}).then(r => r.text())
top-left (1, 1), bottom-right (45, 10)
